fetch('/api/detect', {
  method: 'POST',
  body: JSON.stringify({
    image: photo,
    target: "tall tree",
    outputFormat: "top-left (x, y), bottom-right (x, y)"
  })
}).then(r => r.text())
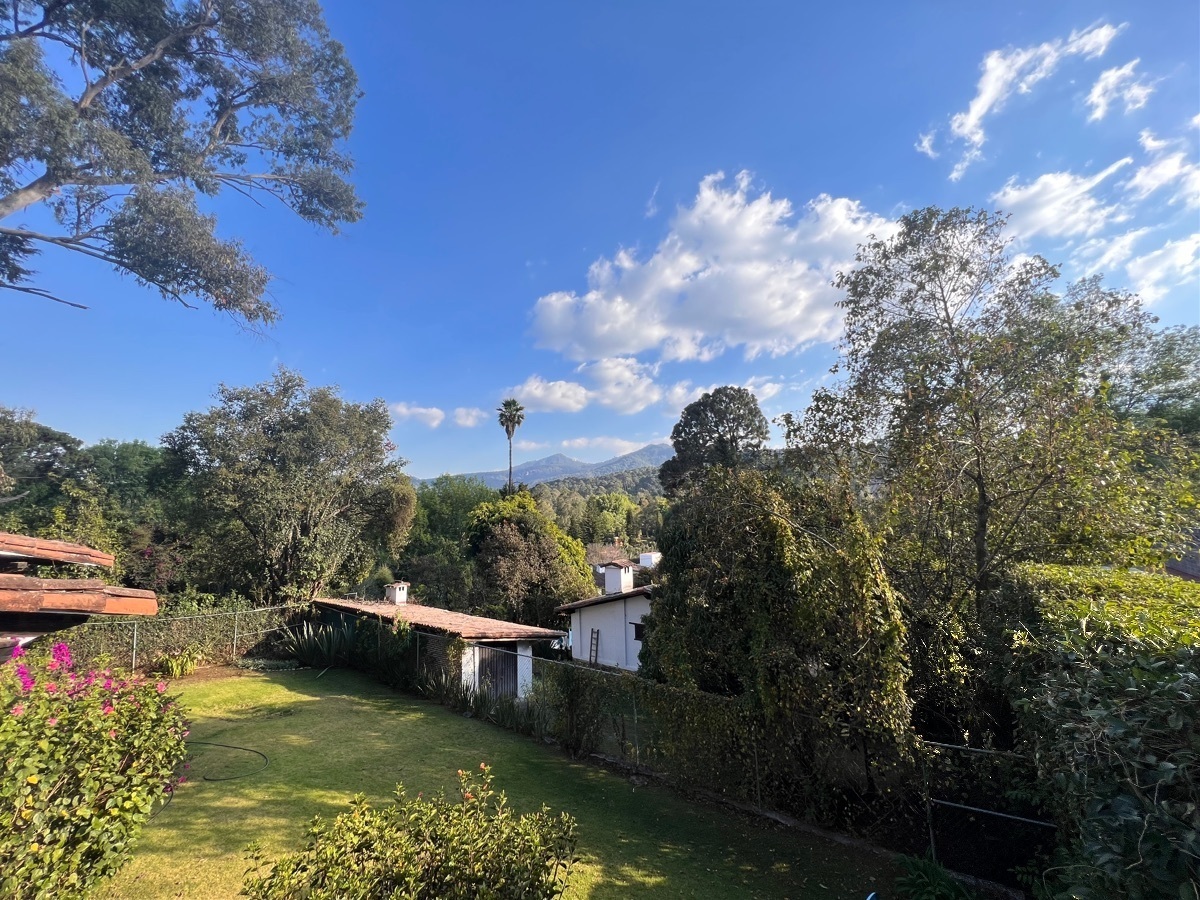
top-left (0, 0), bottom-right (361, 319)
top-left (163, 369), bottom-right (416, 603)
top-left (788, 206), bottom-right (1199, 730)
top-left (658, 386), bottom-right (769, 494)
top-left (465, 491), bottom-right (592, 627)
top-left (496, 398), bottom-right (525, 492)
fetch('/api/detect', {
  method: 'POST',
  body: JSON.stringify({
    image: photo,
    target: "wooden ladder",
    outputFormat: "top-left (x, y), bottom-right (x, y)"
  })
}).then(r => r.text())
top-left (588, 628), bottom-right (600, 665)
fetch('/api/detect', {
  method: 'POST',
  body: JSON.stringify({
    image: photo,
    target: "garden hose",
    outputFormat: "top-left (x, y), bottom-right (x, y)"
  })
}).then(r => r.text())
top-left (187, 740), bottom-right (270, 781)
top-left (149, 740), bottom-right (269, 820)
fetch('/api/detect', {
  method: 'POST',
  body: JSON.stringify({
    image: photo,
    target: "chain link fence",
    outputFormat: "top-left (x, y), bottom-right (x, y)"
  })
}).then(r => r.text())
top-left (64, 605), bottom-right (305, 670)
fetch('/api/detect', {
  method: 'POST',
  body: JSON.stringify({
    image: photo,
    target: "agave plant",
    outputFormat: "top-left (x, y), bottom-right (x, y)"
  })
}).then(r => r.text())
top-left (279, 621), bottom-right (356, 668)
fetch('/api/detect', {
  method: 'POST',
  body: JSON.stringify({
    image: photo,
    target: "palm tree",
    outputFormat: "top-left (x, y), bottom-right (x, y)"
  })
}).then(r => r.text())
top-left (497, 398), bottom-right (526, 491)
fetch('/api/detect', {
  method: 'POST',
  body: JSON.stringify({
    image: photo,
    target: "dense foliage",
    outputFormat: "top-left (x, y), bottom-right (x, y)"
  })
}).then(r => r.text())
top-left (465, 492), bottom-right (593, 627)
top-left (163, 369), bottom-right (416, 602)
top-left (242, 765), bottom-right (577, 900)
top-left (0, 644), bottom-right (188, 899)
top-left (658, 386), bottom-right (769, 494)
top-left (0, 0), bottom-right (361, 318)
top-left (1000, 566), bottom-right (1200, 900)
top-left (787, 206), bottom-right (1200, 734)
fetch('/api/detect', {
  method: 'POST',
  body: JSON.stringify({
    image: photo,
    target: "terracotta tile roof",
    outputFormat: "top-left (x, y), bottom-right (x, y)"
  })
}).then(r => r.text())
top-left (0, 531), bottom-right (115, 568)
top-left (556, 585), bottom-right (653, 613)
top-left (602, 558), bottom-right (638, 569)
top-left (0, 574), bottom-right (158, 616)
top-left (314, 598), bottom-right (566, 641)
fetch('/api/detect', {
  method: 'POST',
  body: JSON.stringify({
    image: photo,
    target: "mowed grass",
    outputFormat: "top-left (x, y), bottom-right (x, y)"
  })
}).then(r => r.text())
top-left (100, 668), bottom-right (894, 899)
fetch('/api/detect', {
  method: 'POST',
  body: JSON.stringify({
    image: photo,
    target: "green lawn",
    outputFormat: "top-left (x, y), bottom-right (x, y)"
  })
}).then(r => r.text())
top-left (101, 668), bottom-right (894, 899)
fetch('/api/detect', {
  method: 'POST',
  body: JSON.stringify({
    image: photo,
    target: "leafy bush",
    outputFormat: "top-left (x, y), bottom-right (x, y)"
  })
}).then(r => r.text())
top-left (279, 621), bottom-right (356, 667)
top-left (1000, 565), bottom-right (1200, 900)
top-left (243, 764), bottom-right (577, 900)
top-left (894, 854), bottom-right (977, 900)
top-left (151, 645), bottom-right (204, 678)
top-left (0, 643), bottom-right (188, 899)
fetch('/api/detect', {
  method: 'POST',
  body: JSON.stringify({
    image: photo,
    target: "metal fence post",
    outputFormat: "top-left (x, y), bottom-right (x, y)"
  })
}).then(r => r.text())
top-left (233, 610), bottom-right (240, 658)
top-left (632, 693), bottom-right (639, 768)
top-left (131, 622), bottom-right (139, 670)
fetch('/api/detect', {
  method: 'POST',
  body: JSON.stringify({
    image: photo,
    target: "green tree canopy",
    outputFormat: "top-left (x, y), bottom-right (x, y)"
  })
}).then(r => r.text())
top-left (659, 386), bottom-right (769, 494)
top-left (0, 0), bottom-right (361, 319)
top-left (466, 491), bottom-right (592, 627)
top-left (786, 206), bottom-right (1199, 733)
top-left (642, 467), bottom-right (910, 752)
top-left (163, 368), bottom-right (415, 603)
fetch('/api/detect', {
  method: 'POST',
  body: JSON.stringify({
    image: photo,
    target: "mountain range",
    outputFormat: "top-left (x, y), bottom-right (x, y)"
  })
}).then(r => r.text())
top-left (425, 443), bottom-right (673, 489)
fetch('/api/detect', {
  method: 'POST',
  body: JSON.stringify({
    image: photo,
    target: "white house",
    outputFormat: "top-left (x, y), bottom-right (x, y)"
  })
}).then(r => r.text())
top-left (556, 584), bottom-right (653, 671)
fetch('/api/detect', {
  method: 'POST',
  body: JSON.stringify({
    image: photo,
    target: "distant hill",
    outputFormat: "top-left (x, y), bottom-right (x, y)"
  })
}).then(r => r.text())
top-left (433, 443), bottom-right (672, 489)
top-left (535, 465), bottom-right (664, 497)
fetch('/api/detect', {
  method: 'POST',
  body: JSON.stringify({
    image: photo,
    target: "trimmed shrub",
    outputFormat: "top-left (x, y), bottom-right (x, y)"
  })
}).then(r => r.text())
top-left (243, 764), bottom-right (577, 900)
top-left (999, 565), bottom-right (1200, 900)
top-left (0, 643), bottom-right (188, 899)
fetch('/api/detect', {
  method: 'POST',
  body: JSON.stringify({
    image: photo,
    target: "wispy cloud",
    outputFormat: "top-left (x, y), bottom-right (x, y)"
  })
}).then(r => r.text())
top-left (939, 22), bottom-right (1124, 180)
top-left (453, 407), bottom-right (486, 427)
top-left (991, 157), bottom-right (1132, 239)
top-left (1086, 59), bottom-right (1154, 121)
top-left (1125, 132), bottom-right (1200, 208)
top-left (1125, 234), bottom-right (1200, 302)
top-left (390, 402), bottom-right (445, 428)
top-left (644, 180), bottom-right (661, 218)
top-left (915, 130), bottom-right (939, 159)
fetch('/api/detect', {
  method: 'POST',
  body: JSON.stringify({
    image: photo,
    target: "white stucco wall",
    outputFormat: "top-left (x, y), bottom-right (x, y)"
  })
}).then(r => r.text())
top-left (570, 592), bottom-right (652, 671)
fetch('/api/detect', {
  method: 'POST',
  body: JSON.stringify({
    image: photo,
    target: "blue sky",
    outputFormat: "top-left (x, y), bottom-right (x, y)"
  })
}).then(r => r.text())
top-left (3, 2), bottom-right (1198, 478)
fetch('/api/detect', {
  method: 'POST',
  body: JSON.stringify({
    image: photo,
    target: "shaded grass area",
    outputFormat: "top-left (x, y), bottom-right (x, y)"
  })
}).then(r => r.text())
top-left (101, 668), bottom-right (895, 899)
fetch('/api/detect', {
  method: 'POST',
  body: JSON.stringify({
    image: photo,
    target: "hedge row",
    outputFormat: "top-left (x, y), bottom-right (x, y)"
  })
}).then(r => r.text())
top-left (1001, 565), bottom-right (1200, 900)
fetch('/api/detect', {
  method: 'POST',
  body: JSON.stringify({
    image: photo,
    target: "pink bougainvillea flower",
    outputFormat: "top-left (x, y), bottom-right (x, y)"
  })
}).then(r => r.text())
top-left (156, 682), bottom-right (167, 694)
top-left (102, 705), bottom-right (115, 716)
top-left (10, 704), bottom-right (25, 716)
top-left (108, 730), bottom-right (117, 739)
top-left (45, 683), bottom-right (57, 694)
top-left (10, 645), bottom-right (25, 658)
top-left (46, 717), bottom-right (57, 726)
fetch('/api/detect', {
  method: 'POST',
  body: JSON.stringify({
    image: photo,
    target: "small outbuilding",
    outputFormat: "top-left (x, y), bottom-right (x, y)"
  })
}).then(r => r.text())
top-left (556, 585), bottom-right (653, 671)
top-left (315, 585), bottom-right (565, 700)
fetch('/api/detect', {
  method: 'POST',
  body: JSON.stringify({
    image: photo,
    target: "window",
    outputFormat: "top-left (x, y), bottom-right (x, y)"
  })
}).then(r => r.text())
top-left (631, 622), bottom-right (645, 642)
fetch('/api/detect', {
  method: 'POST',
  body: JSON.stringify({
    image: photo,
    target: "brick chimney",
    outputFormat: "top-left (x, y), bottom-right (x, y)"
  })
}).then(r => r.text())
top-left (384, 581), bottom-right (410, 604)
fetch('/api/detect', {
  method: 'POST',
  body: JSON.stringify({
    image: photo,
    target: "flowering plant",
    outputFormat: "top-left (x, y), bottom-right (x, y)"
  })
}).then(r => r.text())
top-left (1, 642), bottom-right (188, 899)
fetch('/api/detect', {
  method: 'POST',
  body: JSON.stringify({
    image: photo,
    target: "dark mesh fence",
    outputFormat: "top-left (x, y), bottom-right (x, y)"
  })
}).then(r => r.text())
top-left (62, 605), bottom-right (303, 669)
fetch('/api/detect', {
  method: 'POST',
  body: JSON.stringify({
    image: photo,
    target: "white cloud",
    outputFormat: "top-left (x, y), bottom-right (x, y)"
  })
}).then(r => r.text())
top-left (645, 181), bottom-right (661, 218)
top-left (744, 375), bottom-right (784, 403)
top-left (533, 171), bottom-right (893, 364)
top-left (1074, 227), bottom-right (1152, 274)
top-left (390, 402), bottom-right (445, 428)
top-left (453, 407), bottom-right (486, 427)
top-left (991, 158), bottom-right (1132, 239)
top-left (915, 131), bottom-right (939, 159)
top-left (514, 439), bottom-right (549, 451)
top-left (945, 22), bottom-right (1124, 180)
top-left (1125, 234), bottom-right (1200, 302)
top-left (1139, 129), bottom-right (1169, 153)
top-left (1086, 59), bottom-right (1154, 121)
top-left (576, 357), bottom-right (663, 413)
top-left (1125, 134), bottom-right (1200, 208)
top-left (561, 436), bottom-right (648, 456)
top-left (509, 375), bottom-right (590, 413)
